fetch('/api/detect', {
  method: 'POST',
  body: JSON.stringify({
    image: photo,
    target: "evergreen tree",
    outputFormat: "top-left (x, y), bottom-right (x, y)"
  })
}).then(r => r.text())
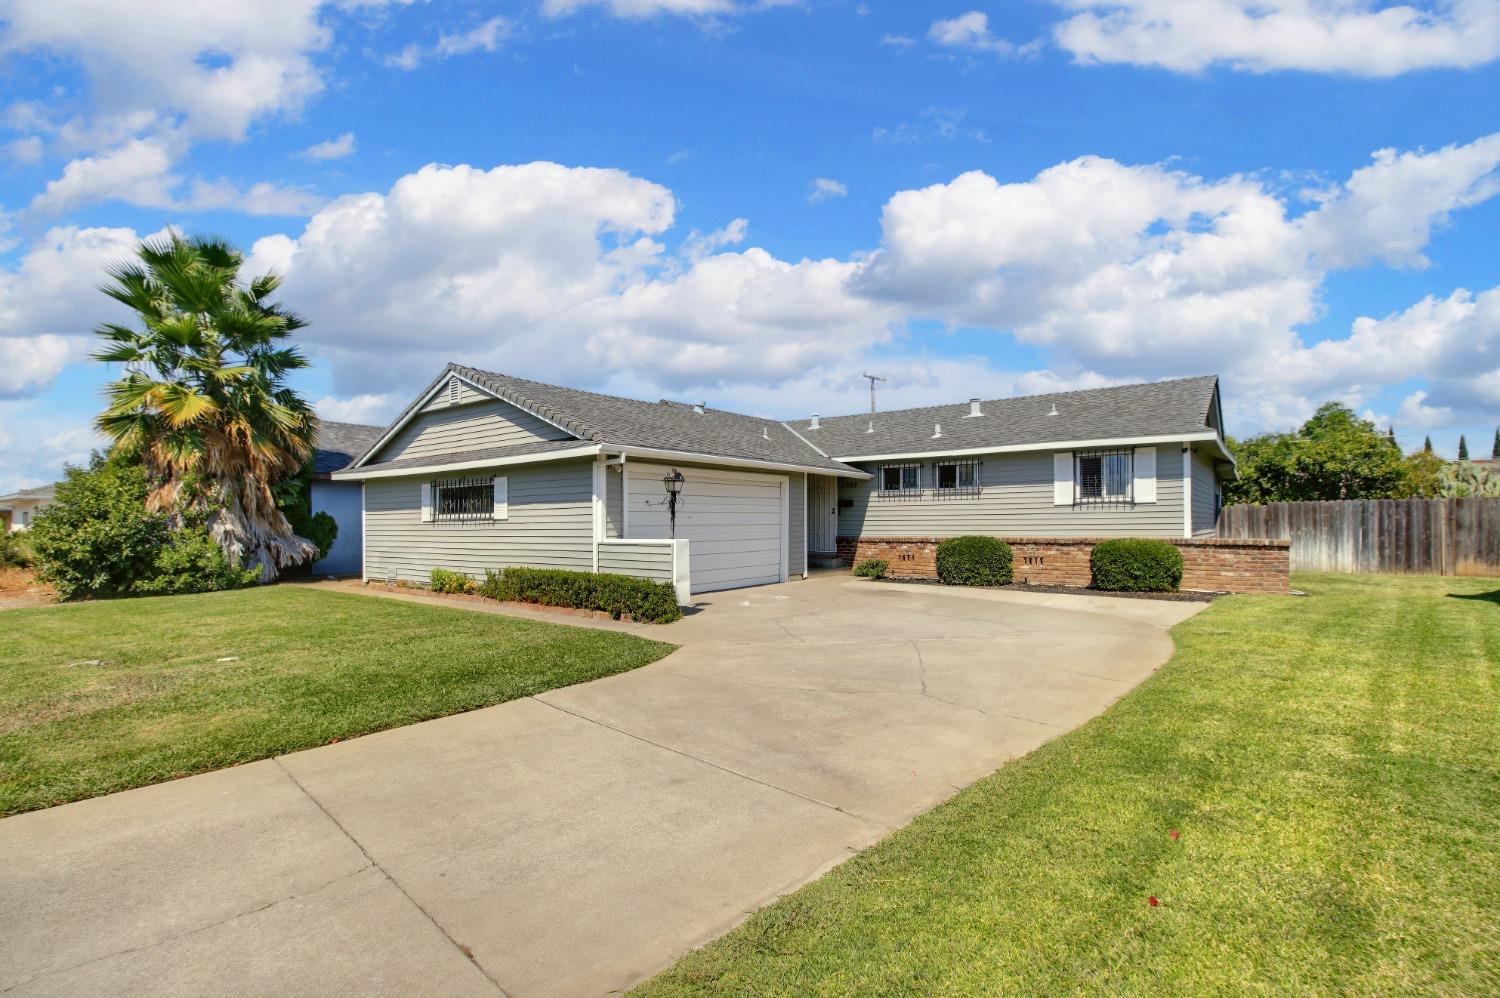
top-left (1386, 426), bottom-right (1399, 451)
top-left (1493, 426), bottom-right (1499, 459)
top-left (1458, 435), bottom-right (1469, 461)
top-left (1424, 436), bottom-right (1433, 453)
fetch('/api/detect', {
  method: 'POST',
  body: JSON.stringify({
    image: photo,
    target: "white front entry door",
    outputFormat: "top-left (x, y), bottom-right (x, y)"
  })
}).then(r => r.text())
top-left (627, 463), bottom-right (787, 593)
top-left (807, 475), bottom-right (838, 554)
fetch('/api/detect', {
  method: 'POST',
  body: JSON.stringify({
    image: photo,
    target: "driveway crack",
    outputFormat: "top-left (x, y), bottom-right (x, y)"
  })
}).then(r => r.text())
top-left (531, 695), bottom-right (892, 833)
top-left (273, 759), bottom-right (514, 997)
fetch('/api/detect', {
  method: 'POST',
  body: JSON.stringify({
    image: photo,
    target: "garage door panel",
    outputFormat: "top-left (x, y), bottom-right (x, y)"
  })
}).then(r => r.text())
top-left (626, 464), bottom-right (785, 593)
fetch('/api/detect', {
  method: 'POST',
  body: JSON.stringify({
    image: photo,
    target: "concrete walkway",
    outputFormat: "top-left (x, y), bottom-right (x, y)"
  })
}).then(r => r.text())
top-left (1, 574), bottom-right (1206, 997)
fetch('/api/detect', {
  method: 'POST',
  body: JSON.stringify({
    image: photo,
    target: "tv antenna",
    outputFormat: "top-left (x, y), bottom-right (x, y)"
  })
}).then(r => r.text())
top-left (861, 372), bottom-right (886, 414)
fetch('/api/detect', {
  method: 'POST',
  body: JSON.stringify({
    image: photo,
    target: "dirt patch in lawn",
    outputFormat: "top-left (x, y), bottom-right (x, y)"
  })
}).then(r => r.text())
top-left (0, 567), bottom-right (56, 610)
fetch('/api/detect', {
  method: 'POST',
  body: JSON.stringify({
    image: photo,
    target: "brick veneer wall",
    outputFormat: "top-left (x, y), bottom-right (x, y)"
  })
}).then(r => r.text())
top-left (837, 535), bottom-right (1290, 594)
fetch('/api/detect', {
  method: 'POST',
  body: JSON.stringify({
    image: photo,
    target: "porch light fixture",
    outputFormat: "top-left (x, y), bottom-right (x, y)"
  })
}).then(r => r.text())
top-left (663, 469), bottom-right (685, 537)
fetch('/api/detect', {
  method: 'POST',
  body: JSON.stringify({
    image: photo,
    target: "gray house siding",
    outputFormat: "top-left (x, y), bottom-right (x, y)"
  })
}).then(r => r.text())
top-left (597, 541), bottom-right (672, 582)
top-left (364, 458), bottom-right (594, 582)
top-left (1191, 448), bottom-right (1220, 536)
top-left (789, 473), bottom-right (806, 578)
top-left (604, 465), bottom-right (624, 539)
top-left (374, 398), bottom-right (573, 465)
top-left (838, 445), bottom-right (1187, 539)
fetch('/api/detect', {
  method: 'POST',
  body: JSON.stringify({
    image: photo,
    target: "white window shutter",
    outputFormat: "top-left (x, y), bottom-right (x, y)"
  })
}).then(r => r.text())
top-left (420, 483), bottom-right (433, 522)
top-left (1053, 452), bottom-right (1073, 505)
top-left (492, 476), bottom-right (508, 520)
top-left (1134, 446), bottom-right (1158, 503)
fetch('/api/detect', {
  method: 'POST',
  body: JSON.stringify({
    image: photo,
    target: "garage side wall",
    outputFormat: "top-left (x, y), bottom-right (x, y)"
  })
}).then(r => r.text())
top-left (364, 458), bottom-right (594, 583)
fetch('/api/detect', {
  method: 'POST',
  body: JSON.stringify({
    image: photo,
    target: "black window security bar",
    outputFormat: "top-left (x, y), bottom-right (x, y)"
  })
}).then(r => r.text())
top-left (935, 459), bottom-right (981, 498)
top-left (877, 463), bottom-right (922, 498)
top-left (1075, 449), bottom-right (1133, 509)
top-left (433, 476), bottom-right (493, 523)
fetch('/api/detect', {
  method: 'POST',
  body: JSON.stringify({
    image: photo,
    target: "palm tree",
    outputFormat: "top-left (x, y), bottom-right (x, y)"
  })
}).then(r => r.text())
top-left (92, 233), bottom-right (318, 579)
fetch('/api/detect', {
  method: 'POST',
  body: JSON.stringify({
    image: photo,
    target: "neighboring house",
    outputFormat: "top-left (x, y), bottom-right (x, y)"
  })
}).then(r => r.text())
top-left (0, 485), bottom-right (56, 532)
top-left (310, 420), bottom-right (386, 576)
top-left (331, 365), bottom-right (1236, 601)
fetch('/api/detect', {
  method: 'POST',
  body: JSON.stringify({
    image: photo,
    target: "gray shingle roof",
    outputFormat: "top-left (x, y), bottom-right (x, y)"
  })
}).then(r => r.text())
top-left (448, 365), bottom-right (860, 474)
top-left (787, 376), bottom-right (1222, 459)
top-left (0, 484), bottom-right (55, 503)
top-left (313, 420), bottom-right (386, 476)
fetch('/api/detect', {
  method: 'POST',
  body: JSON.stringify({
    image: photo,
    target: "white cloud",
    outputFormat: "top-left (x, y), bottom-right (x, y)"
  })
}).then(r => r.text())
top-left (0, 402), bottom-right (103, 493)
top-left (251, 161), bottom-right (896, 398)
top-left (928, 11), bottom-right (1020, 55)
top-left (298, 132), bottom-right (357, 161)
top-left (28, 137), bottom-right (180, 214)
top-left (541, 0), bottom-right (739, 17)
top-left (0, 224), bottom-right (147, 397)
top-left (314, 393), bottom-right (399, 425)
top-left (1053, 0), bottom-right (1500, 77)
top-left (1396, 389), bottom-right (1455, 428)
top-left (881, 33), bottom-right (918, 48)
top-left (186, 178), bottom-right (324, 216)
top-left (807, 177), bottom-right (848, 204)
top-left (872, 107), bottom-right (988, 145)
top-left (384, 16), bottom-right (510, 70)
top-left (4, 135), bottom-right (43, 163)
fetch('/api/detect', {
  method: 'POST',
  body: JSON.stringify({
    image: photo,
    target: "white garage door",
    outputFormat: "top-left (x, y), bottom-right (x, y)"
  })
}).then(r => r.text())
top-left (626, 463), bottom-right (786, 593)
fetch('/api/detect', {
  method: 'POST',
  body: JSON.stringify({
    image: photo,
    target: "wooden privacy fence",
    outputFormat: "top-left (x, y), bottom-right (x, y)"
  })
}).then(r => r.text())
top-left (1218, 498), bottom-right (1500, 576)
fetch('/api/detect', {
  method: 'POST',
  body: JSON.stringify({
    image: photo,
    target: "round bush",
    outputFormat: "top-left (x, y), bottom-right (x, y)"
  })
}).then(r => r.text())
top-left (935, 535), bottom-right (1013, 587)
top-left (1090, 538), bottom-right (1184, 592)
top-left (852, 558), bottom-right (888, 579)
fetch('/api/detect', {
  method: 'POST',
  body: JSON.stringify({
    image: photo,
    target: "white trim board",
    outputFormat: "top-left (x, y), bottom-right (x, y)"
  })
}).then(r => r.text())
top-left (331, 445), bottom-right (603, 480)
top-left (836, 430), bottom-right (1231, 464)
top-left (604, 444), bottom-right (867, 480)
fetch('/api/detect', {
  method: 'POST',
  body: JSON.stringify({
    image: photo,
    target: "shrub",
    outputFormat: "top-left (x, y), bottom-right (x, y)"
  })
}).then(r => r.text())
top-left (133, 522), bottom-right (260, 595)
top-left (853, 558), bottom-right (888, 579)
top-left (479, 567), bottom-right (682, 623)
top-left (0, 530), bottom-right (34, 568)
top-left (429, 568), bottom-right (477, 595)
top-left (29, 456), bottom-right (258, 600)
top-left (1090, 538), bottom-right (1184, 592)
top-left (935, 535), bottom-right (1013, 587)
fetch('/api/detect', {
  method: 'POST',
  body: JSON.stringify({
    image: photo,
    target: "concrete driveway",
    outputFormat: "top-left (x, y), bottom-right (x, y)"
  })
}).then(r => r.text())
top-left (1, 574), bottom-right (1205, 997)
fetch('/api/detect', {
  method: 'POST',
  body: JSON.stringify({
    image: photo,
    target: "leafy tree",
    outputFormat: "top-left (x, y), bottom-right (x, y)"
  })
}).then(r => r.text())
top-left (1226, 403), bottom-right (1437, 504)
top-left (1458, 434), bottom-right (1469, 461)
top-left (93, 233), bottom-right (318, 579)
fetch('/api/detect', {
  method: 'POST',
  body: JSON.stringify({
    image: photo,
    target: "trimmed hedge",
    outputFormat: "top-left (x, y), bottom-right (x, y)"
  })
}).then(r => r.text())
top-left (429, 568), bottom-right (476, 594)
top-left (1090, 538), bottom-right (1184, 592)
top-left (853, 558), bottom-right (888, 579)
top-left (478, 567), bottom-right (682, 624)
top-left (936, 535), bottom-right (1014, 587)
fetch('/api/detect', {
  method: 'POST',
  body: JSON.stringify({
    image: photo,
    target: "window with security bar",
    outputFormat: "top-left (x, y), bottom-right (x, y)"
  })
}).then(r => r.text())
top-left (432, 476), bottom-right (494, 522)
top-left (878, 463), bottom-right (921, 496)
top-left (1075, 450), bottom-right (1133, 508)
top-left (935, 459), bottom-right (980, 498)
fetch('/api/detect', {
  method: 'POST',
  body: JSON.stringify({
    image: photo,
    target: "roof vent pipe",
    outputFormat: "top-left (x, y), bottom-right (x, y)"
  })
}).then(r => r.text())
top-left (763, 426), bottom-right (770, 439)
top-left (692, 402), bottom-right (705, 414)
top-left (866, 420), bottom-right (874, 434)
top-left (809, 414), bottom-right (820, 429)
top-left (932, 422), bottom-right (942, 438)
top-left (967, 398), bottom-right (982, 417)
top-left (1047, 403), bottom-right (1059, 417)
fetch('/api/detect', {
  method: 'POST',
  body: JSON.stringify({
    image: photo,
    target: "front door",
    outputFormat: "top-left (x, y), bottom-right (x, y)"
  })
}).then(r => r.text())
top-left (807, 475), bottom-right (838, 554)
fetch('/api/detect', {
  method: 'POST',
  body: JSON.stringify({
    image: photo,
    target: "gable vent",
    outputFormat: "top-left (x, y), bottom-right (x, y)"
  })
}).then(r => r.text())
top-left (448, 378), bottom-right (461, 405)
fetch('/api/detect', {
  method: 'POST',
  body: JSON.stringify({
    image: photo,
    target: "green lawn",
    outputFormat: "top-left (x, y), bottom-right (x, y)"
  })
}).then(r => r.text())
top-left (637, 574), bottom-right (1500, 995)
top-left (0, 586), bottom-right (674, 815)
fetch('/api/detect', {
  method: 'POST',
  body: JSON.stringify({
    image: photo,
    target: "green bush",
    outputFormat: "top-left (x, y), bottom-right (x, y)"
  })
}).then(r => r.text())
top-left (1090, 538), bottom-right (1184, 592)
top-left (29, 456), bottom-right (258, 600)
top-left (853, 558), bottom-right (888, 579)
top-left (132, 523), bottom-right (260, 595)
top-left (429, 568), bottom-right (477, 594)
top-left (935, 535), bottom-right (1013, 587)
top-left (479, 567), bottom-right (682, 623)
top-left (0, 530), bottom-right (34, 568)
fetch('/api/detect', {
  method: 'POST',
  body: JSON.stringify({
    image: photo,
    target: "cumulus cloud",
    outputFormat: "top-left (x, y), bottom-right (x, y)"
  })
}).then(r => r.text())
top-left (928, 11), bottom-right (1024, 55)
top-left (313, 392), bottom-right (400, 425)
top-left (1052, 0), bottom-right (1500, 77)
top-left (0, 403), bottom-right (103, 493)
top-left (807, 177), bottom-right (848, 204)
top-left (541, 0), bottom-right (739, 17)
top-left (298, 132), bottom-right (357, 161)
top-left (0, 225), bottom-right (146, 396)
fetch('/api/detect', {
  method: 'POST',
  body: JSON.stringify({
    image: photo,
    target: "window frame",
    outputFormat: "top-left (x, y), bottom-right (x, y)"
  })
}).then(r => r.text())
top-left (878, 462), bottom-right (922, 496)
top-left (1074, 449), bottom-right (1134, 508)
top-left (934, 458), bottom-right (981, 497)
top-left (430, 475), bottom-right (496, 524)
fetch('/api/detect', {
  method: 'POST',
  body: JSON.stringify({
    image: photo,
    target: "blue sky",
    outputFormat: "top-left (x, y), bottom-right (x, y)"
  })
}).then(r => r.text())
top-left (2, 0), bottom-right (1499, 490)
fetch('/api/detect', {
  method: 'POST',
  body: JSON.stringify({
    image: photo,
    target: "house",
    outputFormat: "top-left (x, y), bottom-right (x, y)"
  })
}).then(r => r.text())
top-left (0, 484), bottom-right (56, 532)
top-left (309, 420), bottom-right (386, 576)
top-left (330, 365), bottom-right (1260, 599)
